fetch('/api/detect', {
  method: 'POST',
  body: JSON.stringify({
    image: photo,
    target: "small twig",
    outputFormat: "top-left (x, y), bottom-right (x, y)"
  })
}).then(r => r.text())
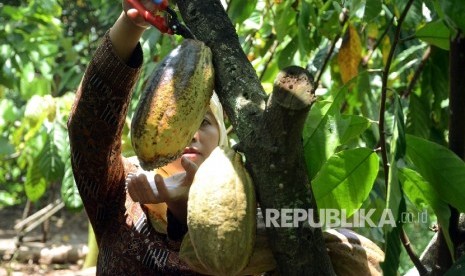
top-left (314, 36), bottom-right (340, 89)
top-left (259, 40), bottom-right (279, 81)
top-left (402, 46), bottom-right (431, 98)
top-left (15, 199), bottom-right (64, 236)
top-left (379, 0), bottom-right (429, 274)
top-left (379, 0), bottom-right (414, 188)
top-left (314, 9), bottom-right (349, 89)
top-left (362, 16), bottom-right (395, 67)
top-left (401, 228), bottom-right (430, 275)
top-left (14, 200), bottom-right (60, 231)
top-left (21, 201), bottom-right (64, 235)
top-left (257, 1), bottom-right (285, 81)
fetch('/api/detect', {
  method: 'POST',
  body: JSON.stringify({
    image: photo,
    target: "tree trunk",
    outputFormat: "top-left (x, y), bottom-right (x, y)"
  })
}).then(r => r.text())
top-left (175, 1), bottom-right (335, 274)
top-left (448, 32), bottom-right (465, 260)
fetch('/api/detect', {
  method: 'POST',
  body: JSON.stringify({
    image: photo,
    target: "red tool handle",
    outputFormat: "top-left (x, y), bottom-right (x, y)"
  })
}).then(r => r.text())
top-left (126, 0), bottom-right (173, 34)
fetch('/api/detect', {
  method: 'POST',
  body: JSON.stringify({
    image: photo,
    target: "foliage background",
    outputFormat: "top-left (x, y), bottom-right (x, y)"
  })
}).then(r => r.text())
top-left (1, 0), bottom-right (464, 274)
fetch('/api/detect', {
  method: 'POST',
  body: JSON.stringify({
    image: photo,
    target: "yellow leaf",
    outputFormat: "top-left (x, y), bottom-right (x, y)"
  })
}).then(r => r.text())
top-left (337, 25), bottom-right (362, 84)
top-left (366, 23), bottom-right (379, 39)
top-left (382, 36), bottom-right (391, 66)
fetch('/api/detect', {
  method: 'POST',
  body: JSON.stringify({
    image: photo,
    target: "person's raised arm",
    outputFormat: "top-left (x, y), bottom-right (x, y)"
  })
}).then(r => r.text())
top-left (110, 0), bottom-right (156, 62)
top-left (67, 0), bottom-right (159, 233)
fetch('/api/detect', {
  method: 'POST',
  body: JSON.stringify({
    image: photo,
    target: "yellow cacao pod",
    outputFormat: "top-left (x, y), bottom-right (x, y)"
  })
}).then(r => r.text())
top-left (182, 224), bottom-right (384, 275)
top-left (131, 39), bottom-right (214, 170)
top-left (180, 215), bottom-right (276, 275)
top-left (183, 146), bottom-right (256, 276)
top-left (324, 228), bottom-right (385, 276)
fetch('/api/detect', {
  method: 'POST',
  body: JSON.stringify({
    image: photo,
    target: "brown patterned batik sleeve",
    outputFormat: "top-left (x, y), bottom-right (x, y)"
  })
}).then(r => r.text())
top-left (68, 31), bottom-right (198, 275)
top-left (67, 31), bottom-right (143, 237)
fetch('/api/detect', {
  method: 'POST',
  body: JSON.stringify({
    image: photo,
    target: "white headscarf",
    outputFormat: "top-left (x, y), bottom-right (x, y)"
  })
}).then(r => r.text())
top-left (209, 92), bottom-right (228, 148)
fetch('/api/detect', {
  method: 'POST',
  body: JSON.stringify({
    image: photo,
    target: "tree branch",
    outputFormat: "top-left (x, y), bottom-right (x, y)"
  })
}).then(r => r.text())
top-left (379, 0), bottom-right (428, 273)
top-left (257, 66), bottom-right (334, 274)
top-left (448, 31), bottom-right (465, 260)
top-left (400, 228), bottom-right (429, 275)
top-left (176, 1), bottom-right (335, 274)
top-left (402, 46), bottom-right (431, 98)
top-left (314, 8), bottom-right (348, 89)
top-left (379, 0), bottom-right (413, 189)
top-left (362, 16), bottom-right (395, 67)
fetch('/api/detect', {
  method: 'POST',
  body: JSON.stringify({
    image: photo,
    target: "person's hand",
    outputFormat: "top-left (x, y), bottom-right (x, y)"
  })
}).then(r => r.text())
top-left (126, 156), bottom-right (199, 222)
top-left (111, 0), bottom-right (162, 62)
top-left (122, 0), bottom-right (160, 29)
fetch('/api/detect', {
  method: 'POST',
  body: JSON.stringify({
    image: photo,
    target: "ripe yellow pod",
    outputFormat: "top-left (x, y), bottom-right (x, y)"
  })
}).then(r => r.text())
top-left (185, 146), bottom-right (256, 276)
top-left (131, 39), bottom-right (214, 170)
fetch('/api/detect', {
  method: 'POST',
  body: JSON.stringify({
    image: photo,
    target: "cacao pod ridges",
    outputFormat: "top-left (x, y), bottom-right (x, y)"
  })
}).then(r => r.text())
top-left (184, 146), bottom-right (256, 276)
top-left (131, 39), bottom-right (214, 170)
top-left (324, 228), bottom-right (385, 276)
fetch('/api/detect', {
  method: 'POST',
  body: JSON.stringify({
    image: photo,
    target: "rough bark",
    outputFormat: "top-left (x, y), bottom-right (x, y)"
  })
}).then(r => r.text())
top-left (175, 1), bottom-right (335, 274)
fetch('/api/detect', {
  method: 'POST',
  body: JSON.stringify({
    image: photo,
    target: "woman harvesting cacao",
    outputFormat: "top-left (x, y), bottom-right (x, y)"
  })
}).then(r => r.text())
top-left (68, 0), bottom-right (387, 274)
top-left (68, 0), bottom-right (227, 274)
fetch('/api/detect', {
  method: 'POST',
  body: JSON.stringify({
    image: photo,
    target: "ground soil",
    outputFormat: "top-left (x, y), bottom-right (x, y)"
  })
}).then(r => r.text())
top-left (0, 204), bottom-right (93, 276)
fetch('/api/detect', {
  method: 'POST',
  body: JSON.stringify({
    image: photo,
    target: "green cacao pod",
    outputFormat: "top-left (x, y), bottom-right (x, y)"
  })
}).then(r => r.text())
top-left (184, 146), bottom-right (256, 275)
top-left (131, 39), bottom-right (214, 170)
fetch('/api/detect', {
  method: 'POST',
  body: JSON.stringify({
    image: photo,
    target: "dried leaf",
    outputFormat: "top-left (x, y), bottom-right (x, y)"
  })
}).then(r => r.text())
top-left (338, 25), bottom-right (362, 84)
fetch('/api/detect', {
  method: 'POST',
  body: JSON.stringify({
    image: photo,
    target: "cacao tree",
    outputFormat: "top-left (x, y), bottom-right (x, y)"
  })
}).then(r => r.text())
top-left (2, 0), bottom-right (465, 275)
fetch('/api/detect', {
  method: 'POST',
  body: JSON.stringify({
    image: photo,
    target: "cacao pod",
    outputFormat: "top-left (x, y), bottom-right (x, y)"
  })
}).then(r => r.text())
top-left (184, 146), bottom-right (256, 275)
top-left (180, 213), bottom-right (276, 275)
top-left (324, 228), bottom-right (385, 276)
top-left (182, 223), bottom-right (384, 275)
top-left (131, 39), bottom-right (214, 170)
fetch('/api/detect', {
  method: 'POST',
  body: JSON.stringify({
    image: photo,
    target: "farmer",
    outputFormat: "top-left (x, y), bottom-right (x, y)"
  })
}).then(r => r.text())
top-left (67, 0), bottom-right (226, 274)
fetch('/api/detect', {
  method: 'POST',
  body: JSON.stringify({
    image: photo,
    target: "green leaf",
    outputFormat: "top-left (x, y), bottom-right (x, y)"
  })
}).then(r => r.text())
top-left (382, 200), bottom-right (405, 276)
top-left (275, 2), bottom-right (297, 42)
top-left (36, 124), bottom-right (66, 183)
top-left (312, 148), bottom-right (379, 217)
top-left (278, 36), bottom-right (298, 68)
top-left (0, 137), bottom-right (15, 156)
top-left (228, 0), bottom-right (258, 25)
top-left (303, 117), bottom-right (340, 180)
top-left (441, 0), bottom-right (465, 32)
top-left (303, 83), bottom-right (370, 179)
top-left (61, 158), bottom-right (83, 212)
top-left (25, 158), bottom-right (47, 202)
top-left (336, 114), bottom-right (371, 144)
top-left (390, 44), bottom-right (427, 79)
top-left (386, 94), bottom-right (406, 230)
top-left (298, 1), bottom-right (313, 54)
top-left (364, 0), bottom-right (382, 22)
top-left (416, 20), bottom-right (450, 50)
top-left (445, 254), bottom-right (465, 276)
top-left (406, 135), bottom-right (465, 213)
top-left (406, 93), bottom-right (431, 139)
top-left (384, 96), bottom-right (407, 276)
top-left (390, 94), bottom-right (406, 161)
top-left (351, 0), bottom-right (382, 22)
top-left (319, 2), bottom-right (340, 39)
top-left (303, 99), bottom-right (341, 180)
top-left (399, 167), bottom-right (454, 255)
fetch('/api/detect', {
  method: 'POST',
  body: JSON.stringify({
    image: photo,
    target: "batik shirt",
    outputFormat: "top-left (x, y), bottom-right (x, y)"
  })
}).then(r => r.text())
top-left (68, 31), bottom-right (196, 275)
